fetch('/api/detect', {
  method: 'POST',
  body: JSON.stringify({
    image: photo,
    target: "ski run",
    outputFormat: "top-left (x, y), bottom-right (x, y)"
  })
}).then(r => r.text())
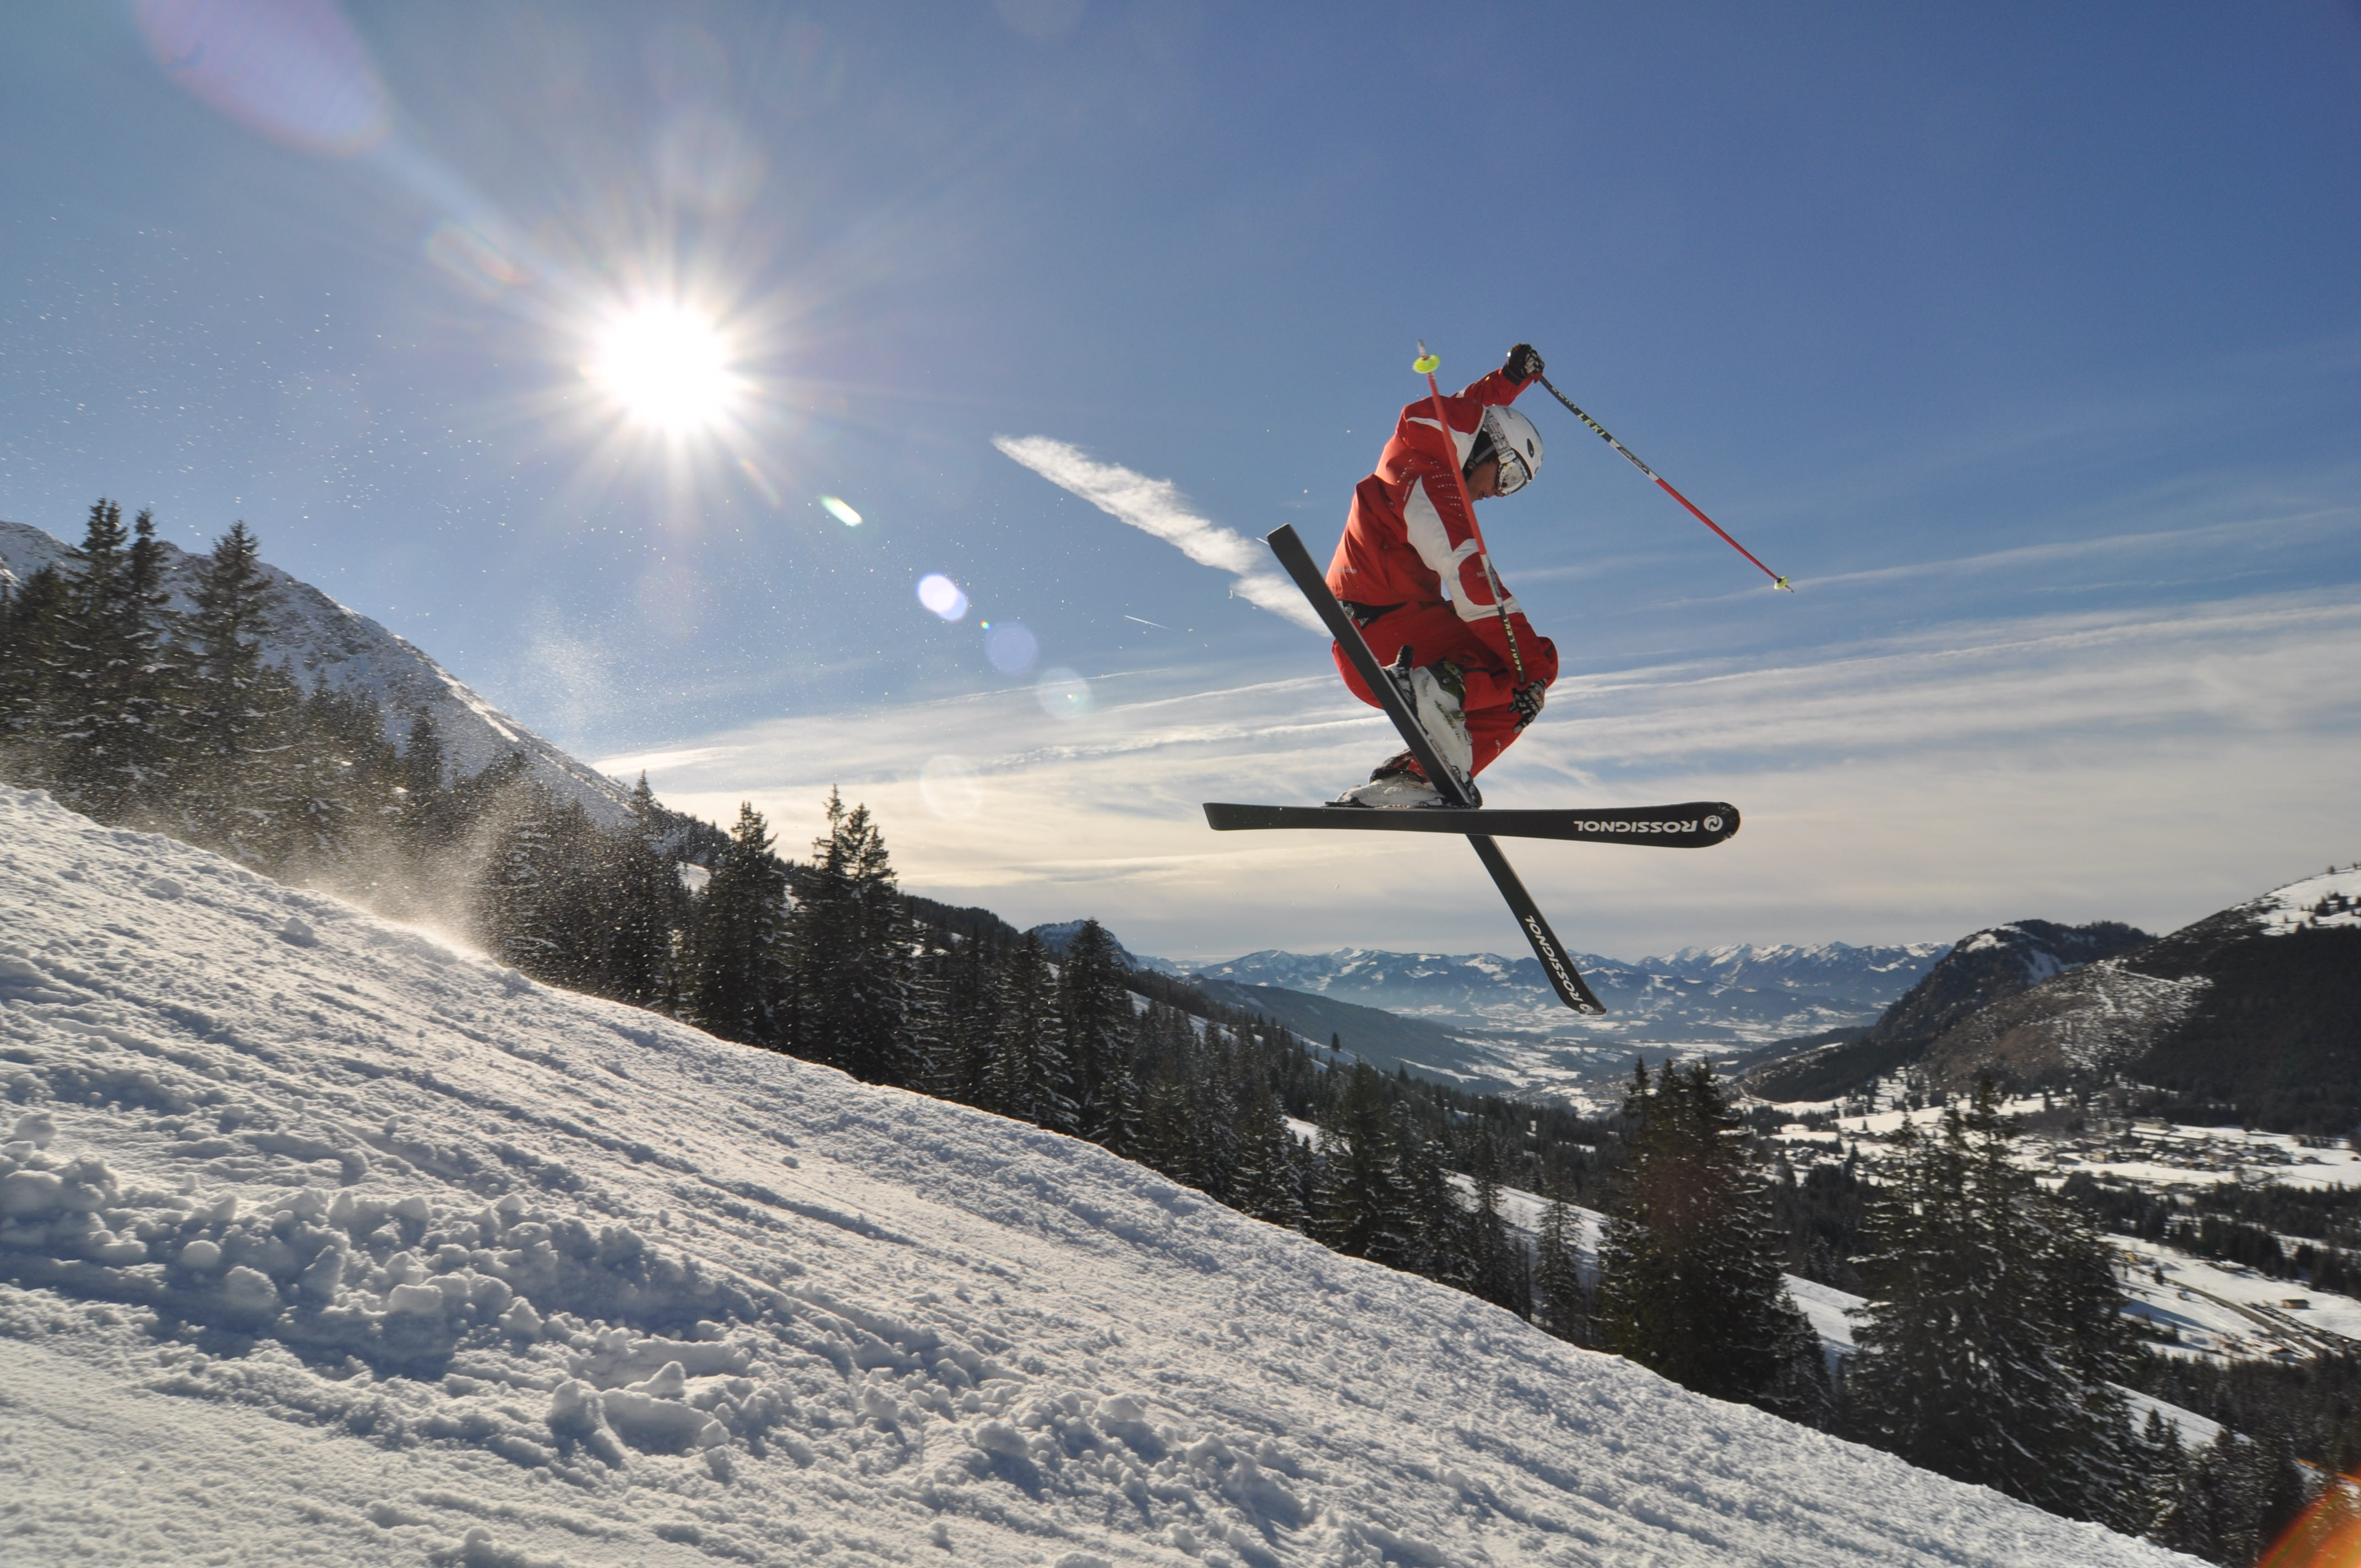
top-left (0, 786), bottom-right (2189, 1567)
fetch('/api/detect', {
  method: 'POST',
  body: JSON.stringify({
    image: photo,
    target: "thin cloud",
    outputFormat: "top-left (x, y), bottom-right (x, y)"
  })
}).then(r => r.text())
top-left (602, 588), bottom-right (2361, 959)
top-left (993, 434), bottom-right (1324, 631)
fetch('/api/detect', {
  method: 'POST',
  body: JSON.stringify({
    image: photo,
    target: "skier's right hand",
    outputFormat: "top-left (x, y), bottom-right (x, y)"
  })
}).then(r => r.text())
top-left (1504, 344), bottom-right (1545, 384)
top-left (1510, 681), bottom-right (1546, 729)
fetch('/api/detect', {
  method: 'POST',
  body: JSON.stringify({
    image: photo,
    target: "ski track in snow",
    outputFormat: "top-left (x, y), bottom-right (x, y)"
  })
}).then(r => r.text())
top-left (0, 788), bottom-right (2188, 1566)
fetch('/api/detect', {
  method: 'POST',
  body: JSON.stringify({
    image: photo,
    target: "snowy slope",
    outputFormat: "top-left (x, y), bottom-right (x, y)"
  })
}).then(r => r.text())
top-left (0, 788), bottom-right (2188, 1567)
top-left (2246, 865), bottom-right (2361, 935)
top-left (0, 518), bottom-right (634, 826)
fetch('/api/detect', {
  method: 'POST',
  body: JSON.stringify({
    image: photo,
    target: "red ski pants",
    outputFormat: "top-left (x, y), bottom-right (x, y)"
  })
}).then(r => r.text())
top-left (1332, 601), bottom-right (1558, 776)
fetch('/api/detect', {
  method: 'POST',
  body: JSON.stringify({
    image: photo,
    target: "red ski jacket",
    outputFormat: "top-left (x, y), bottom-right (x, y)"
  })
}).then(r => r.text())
top-left (1325, 367), bottom-right (1538, 653)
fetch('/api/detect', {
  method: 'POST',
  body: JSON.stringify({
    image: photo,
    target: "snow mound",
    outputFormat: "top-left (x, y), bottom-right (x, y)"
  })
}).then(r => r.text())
top-left (2244, 865), bottom-right (2361, 935)
top-left (0, 787), bottom-right (2181, 1566)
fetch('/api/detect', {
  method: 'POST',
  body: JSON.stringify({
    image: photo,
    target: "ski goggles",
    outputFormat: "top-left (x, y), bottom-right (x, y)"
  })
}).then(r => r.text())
top-left (1493, 448), bottom-right (1532, 496)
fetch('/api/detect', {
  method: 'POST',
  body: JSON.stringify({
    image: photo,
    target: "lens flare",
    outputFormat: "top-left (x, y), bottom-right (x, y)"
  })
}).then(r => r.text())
top-left (586, 301), bottom-right (741, 434)
top-left (917, 574), bottom-right (968, 620)
top-left (737, 458), bottom-right (782, 507)
top-left (135, 0), bottom-right (390, 157)
top-left (2260, 1478), bottom-right (2361, 1567)
top-left (920, 755), bottom-right (982, 820)
top-left (820, 496), bottom-right (862, 526)
top-left (985, 623), bottom-right (1037, 674)
top-left (1036, 667), bottom-right (1092, 721)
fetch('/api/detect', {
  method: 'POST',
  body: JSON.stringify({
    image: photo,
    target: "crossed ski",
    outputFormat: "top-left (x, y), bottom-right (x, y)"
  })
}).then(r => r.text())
top-left (1203, 525), bottom-right (1744, 1016)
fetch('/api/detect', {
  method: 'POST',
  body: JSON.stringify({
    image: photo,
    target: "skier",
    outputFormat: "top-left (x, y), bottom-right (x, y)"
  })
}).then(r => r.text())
top-left (1325, 342), bottom-right (1554, 808)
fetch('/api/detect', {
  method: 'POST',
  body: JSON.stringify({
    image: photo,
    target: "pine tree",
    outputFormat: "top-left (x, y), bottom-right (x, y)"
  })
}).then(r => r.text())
top-left (687, 803), bottom-right (791, 1046)
top-left (1466, 1126), bottom-right (1531, 1318)
top-left (0, 563), bottom-right (69, 783)
top-left (171, 521), bottom-right (302, 861)
top-left (1226, 1091), bottom-right (1305, 1229)
top-left (1130, 1049), bottom-right (1198, 1185)
top-left (595, 780), bottom-right (683, 1007)
top-left (274, 683), bottom-right (396, 875)
top-left (786, 792), bottom-right (918, 1085)
top-left (1593, 1061), bottom-right (1823, 1412)
top-left (1848, 1080), bottom-right (2137, 1522)
top-left (1187, 1023), bottom-right (1244, 1200)
top-left (929, 931), bottom-right (1003, 1107)
top-left (1394, 1106), bottom-right (1471, 1290)
top-left (53, 501), bottom-right (173, 818)
top-left (986, 933), bottom-right (1075, 1131)
top-left (394, 711), bottom-right (465, 868)
top-left (1533, 1182), bottom-right (1589, 1343)
top-left (475, 781), bottom-right (561, 974)
top-left (1312, 1062), bottom-right (1413, 1267)
top-left (1058, 919), bottom-right (1136, 1150)
top-left (2135, 1408), bottom-right (2188, 1544)
top-left (2152, 1427), bottom-right (2315, 1566)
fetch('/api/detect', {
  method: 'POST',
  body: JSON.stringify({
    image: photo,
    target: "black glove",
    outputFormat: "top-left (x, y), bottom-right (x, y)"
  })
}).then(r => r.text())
top-left (1510, 680), bottom-right (1546, 729)
top-left (1504, 344), bottom-right (1545, 385)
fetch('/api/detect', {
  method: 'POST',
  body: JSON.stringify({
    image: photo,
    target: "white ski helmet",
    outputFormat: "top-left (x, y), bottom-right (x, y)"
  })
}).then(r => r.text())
top-left (1471, 405), bottom-right (1544, 494)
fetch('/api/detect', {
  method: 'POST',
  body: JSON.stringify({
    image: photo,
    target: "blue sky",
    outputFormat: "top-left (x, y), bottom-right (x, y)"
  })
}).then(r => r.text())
top-left (3, 2), bottom-right (2358, 962)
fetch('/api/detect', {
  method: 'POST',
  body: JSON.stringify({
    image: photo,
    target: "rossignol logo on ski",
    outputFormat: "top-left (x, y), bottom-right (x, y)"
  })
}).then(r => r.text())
top-left (1526, 914), bottom-right (1579, 992)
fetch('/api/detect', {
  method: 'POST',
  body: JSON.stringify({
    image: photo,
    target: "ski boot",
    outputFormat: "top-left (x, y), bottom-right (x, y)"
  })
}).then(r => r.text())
top-left (1328, 749), bottom-right (1483, 810)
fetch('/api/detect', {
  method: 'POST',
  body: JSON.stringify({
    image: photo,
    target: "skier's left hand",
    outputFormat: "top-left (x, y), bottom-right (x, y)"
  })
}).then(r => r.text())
top-left (1510, 681), bottom-right (1546, 729)
top-left (1504, 344), bottom-right (1545, 385)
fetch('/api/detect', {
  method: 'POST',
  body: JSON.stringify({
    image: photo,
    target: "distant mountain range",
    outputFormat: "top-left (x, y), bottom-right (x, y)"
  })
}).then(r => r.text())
top-left (1177, 941), bottom-right (1949, 1099)
top-left (1194, 943), bottom-right (1947, 1039)
top-left (0, 519), bottom-right (633, 824)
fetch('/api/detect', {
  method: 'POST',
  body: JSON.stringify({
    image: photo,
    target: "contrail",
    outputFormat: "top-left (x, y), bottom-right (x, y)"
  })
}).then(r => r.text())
top-left (1123, 614), bottom-right (1170, 630)
top-left (993, 435), bottom-right (1324, 633)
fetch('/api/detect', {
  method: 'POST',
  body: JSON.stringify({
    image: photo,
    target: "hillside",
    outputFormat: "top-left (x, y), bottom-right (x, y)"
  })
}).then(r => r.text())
top-left (0, 516), bottom-right (634, 825)
top-left (0, 784), bottom-right (2186, 1566)
top-left (1745, 920), bottom-right (2152, 1102)
top-left (1916, 868), bottom-right (2361, 1130)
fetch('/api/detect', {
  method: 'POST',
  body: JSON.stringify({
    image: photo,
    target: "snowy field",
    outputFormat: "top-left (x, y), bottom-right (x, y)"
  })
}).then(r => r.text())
top-left (0, 788), bottom-right (2189, 1566)
top-left (1769, 1097), bottom-right (2361, 1194)
top-left (2117, 1237), bottom-right (2361, 1360)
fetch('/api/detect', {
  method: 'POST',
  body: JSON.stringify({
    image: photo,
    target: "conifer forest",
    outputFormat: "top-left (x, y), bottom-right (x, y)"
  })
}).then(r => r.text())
top-left (0, 500), bottom-right (2330, 1562)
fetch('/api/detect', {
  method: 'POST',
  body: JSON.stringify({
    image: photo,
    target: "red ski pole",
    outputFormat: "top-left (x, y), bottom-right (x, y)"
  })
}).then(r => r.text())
top-left (1534, 373), bottom-right (1793, 592)
top-left (1414, 344), bottom-right (1527, 684)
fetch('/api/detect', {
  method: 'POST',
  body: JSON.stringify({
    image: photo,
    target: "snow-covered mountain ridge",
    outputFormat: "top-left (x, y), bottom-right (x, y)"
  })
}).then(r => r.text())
top-left (0, 785), bottom-right (2182, 1566)
top-left (0, 516), bottom-right (634, 825)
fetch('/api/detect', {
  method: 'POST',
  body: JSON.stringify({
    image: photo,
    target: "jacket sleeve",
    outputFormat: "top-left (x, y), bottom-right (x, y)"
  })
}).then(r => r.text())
top-left (1394, 371), bottom-right (1528, 623)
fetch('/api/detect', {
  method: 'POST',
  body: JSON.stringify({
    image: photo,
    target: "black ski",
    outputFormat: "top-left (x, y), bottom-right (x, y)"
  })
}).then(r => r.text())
top-left (1203, 800), bottom-right (1740, 847)
top-left (1255, 524), bottom-right (1606, 1014)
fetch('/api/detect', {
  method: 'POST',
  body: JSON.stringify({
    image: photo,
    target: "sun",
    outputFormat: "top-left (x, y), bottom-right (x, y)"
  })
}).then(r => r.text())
top-left (586, 300), bottom-right (742, 434)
